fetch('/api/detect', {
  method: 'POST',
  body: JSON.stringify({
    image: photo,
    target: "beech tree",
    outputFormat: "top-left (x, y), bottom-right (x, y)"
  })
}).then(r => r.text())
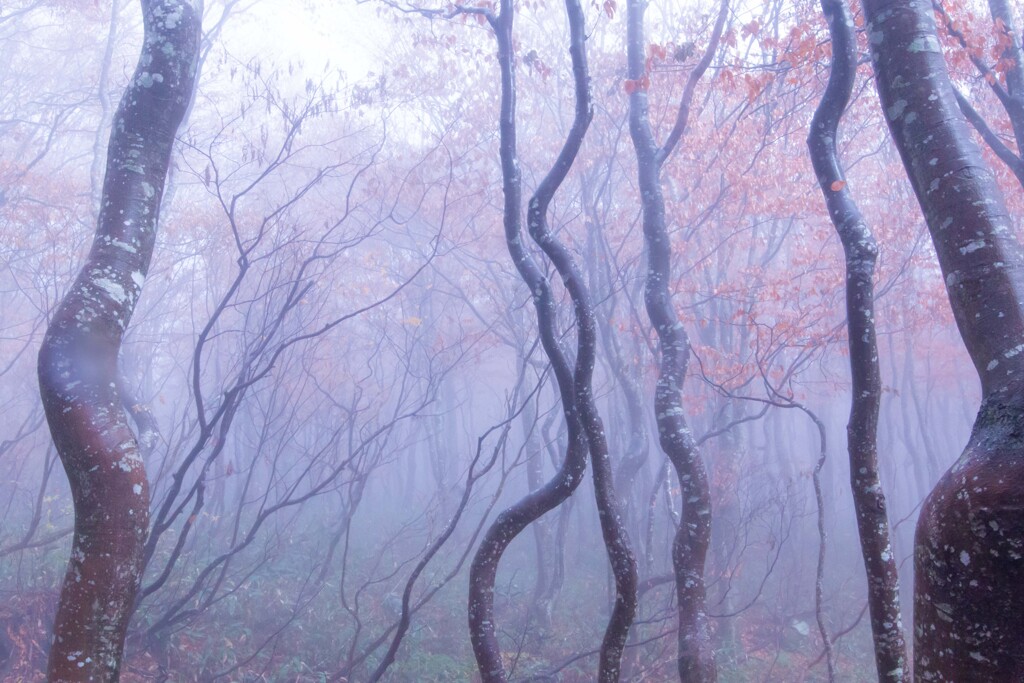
top-left (4, 0), bottom-right (1022, 678)
top-left (807, 0), bottom-right (909, 679)
top-left (625, 0), bottom-right (728, 678)
top-left (35, 0), bottom-right (201, 679)
top-left (458, 0), bottom-right (638, 679)
top-left (864, 0), bottom-right (1024, 677)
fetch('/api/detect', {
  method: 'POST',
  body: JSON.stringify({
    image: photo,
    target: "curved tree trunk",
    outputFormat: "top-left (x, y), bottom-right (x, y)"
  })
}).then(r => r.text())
top-left (466, 0), bottom-right (607, 679)
top-left (523, 6), bottom-right (638, 671)
top-left (807, 0), bottom-right (909, 680)
top-left (37, 2), bottom-right (201, 680)
top-left (625, 0), bottom-right (728, 679)
top-left (863, 0), bottom-right (1024, 678)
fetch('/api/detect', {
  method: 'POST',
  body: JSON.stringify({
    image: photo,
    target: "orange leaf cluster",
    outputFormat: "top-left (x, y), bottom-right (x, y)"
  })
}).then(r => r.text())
top-left (623, 74), bottom-right (650, 94)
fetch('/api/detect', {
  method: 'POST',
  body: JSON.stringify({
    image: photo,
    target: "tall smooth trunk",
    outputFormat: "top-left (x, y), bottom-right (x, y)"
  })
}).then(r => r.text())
top-left (37, 2), bottom-right (202, 680)
top-left (863, 0), bottom-right (1024, 677)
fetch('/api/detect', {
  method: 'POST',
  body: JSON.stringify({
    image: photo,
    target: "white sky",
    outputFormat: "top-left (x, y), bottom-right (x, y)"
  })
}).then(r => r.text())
top-left (222, 0), bottom-right (388, 82)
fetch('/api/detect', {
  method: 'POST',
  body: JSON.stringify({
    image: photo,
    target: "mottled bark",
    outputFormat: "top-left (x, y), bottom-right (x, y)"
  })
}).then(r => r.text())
top-left (807, 0), bottom-right (909, 680)
top-left (863, 0), bottom-right (1024, 678)
top-left (118, 371), bottom-right (160, 458)
top-left (36, 2), bottom-right (201, 680)
top-left (523, 0), bottom-right (638, 672)
top-left (466, 0), bottom-right (596, 679)
top-left (625, 0), bottom-right (728, 679)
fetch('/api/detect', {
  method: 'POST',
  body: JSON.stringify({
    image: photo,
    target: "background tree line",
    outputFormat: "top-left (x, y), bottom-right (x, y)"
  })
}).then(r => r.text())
top-left (1, 0), bottom-right (1023, 679)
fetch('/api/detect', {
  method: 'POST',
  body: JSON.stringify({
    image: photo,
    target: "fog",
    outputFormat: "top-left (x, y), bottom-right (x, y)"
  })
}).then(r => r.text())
top-left (1, 0), bottom-right (1020, 681)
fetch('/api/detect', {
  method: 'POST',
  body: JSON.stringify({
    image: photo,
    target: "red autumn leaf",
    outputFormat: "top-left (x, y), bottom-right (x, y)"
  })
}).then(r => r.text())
top-left (624, 76), bottom-right (649, 94)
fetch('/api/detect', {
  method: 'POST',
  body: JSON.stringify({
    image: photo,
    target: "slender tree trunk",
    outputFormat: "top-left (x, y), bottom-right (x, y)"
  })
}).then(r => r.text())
top-left (800, 406), bottom-right (837, 683)
top-left (708, 399), bottom-right (742, 674)
top-left (37, 2), bottom-right (201, 680)
top-left (625, 0), bottom-right (728, 679)
top-left (863, 0), bottom-right (1024, 677)
top-left (524, 21), bottom-right (639, 671)
top-left (584, 208), bottom-right (649, 516)
top-left (467, 0), bottom-right (618, 678)
top-left (807, 0), bottom-right (909, 679)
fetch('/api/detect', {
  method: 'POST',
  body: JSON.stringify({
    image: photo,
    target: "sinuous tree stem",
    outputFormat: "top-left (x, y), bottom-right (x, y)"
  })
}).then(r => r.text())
top-left (807, 0), bottom-right (909, 679)
top-left (466, 0), bottom-right (589, 679)
top-left (625, 0), bottom-right (727, 679)
top-left (524, 0), bottom-right (637, 675)
top-left (466, 0), bottom-right (638, 678)
top-left (37, 2), bottom-right (202, 680)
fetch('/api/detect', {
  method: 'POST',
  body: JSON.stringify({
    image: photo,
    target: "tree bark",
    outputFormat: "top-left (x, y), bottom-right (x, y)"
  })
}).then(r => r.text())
top-left (523, 1), bottom-right (639, 668)
top-left (37, 2), bottom-right (201, 680)
top-left (625, 0), bottom-right (728, 679)
top-left (863, 0), bottom-right (1024, 678)
top-left (466, 0), bottom-right (597, 679)
top-left (807, 0), bottom-right (909, 680)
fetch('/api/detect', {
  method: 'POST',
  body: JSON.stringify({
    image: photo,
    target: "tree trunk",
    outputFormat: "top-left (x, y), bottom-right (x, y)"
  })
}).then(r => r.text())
top-left (863, 0), bottom-right (1024, 678)
top-left (36, 2), bottom-right (201, 680)
top-left (466, 0), bottom-right (604, 679)
top-left (807, 0), bottom-right (909, 679)
top-left (625, 0), bottom-right (728, 679)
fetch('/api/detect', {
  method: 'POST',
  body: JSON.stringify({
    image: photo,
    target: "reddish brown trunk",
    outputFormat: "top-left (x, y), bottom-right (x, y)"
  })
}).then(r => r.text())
top-left (37, 2), bottom-right (201, 680)
top-left (863, 0), bottom-right (1024, 678)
